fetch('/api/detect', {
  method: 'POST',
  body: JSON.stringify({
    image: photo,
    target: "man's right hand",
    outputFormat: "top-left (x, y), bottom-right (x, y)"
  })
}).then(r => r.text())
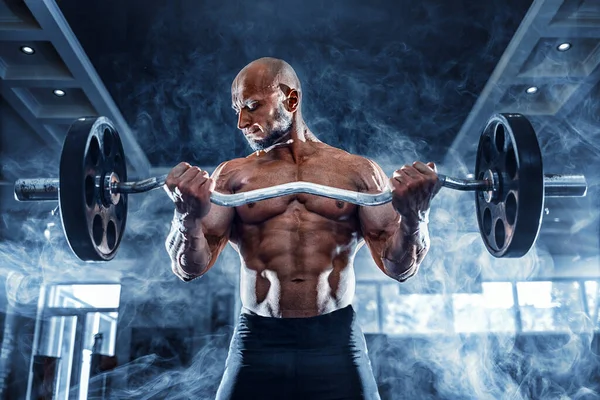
top-left (164, 162), bottom-right (215, 219)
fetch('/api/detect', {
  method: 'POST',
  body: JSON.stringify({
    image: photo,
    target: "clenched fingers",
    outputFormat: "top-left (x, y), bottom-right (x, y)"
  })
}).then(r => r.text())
top-left (179, 167), bottom-right (202, 185)
top-left (413, 161), bottom-right (437, 176)
top-left (170, 162), bottom-right (192, 180)
top-left (165, 163), bottom-right (190, 191)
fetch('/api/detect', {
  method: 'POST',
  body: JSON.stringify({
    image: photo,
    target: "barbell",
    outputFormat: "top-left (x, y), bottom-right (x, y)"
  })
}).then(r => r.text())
top-left (14, 113), bottom-right (587, 262)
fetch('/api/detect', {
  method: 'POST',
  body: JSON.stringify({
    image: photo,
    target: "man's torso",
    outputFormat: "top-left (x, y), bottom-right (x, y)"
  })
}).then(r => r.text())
top-left (221, 142), bottom-right (373, 317)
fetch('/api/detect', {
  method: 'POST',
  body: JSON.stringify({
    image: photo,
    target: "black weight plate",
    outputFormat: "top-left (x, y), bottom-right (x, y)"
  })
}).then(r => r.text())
top-left (59, 117), bottom-right (128, 261)
top-left (475, 114), bottom-right (544, 258)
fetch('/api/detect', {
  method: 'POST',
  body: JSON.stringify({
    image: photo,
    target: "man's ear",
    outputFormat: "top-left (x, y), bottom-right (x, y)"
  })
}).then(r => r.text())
top-left (279, 83), bottom-right (299, 112)
top-left (286, 89), bottom-right (299, 112)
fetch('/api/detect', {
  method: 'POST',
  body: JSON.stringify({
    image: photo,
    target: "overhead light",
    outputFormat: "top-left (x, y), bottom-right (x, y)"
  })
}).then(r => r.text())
top-left (20, 46), bottom-right (35, 55)
top-left (526, 86), bottom-right (538, 94)
top-left (557, 42), bottom-right (571, 52)
top-left (53, 89), bottom-right (66, 97)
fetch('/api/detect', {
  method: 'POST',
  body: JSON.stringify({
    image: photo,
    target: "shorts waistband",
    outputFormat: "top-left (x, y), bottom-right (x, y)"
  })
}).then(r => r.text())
top-left (241, 304), bottom-right (354, 320)
top-left (235, 305), bottom-right (357, 348)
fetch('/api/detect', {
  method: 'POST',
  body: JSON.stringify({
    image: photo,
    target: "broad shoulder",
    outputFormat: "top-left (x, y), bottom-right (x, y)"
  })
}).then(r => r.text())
top-left (316, 144), bottom-right (389, 192)
top-left (210, 157), bottom-right (249, 192)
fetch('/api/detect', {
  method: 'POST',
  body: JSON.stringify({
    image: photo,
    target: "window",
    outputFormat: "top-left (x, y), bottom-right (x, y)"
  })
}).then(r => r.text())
top-left (46, 284), bottom-right (121, 308)
top-left (518, 281), bottom-right (584, 332)
top-left (453, 282), bottom-right (515, 333)
top-left (29, 284), bottom-right (121, 400)
top-left (353, 279), bottom-right (599, 335)
top-left (380, 286), bottom-right (448, 334)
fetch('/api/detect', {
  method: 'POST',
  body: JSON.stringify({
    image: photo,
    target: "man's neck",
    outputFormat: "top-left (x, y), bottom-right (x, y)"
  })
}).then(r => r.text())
top-left (259, 118), bottom-right (318, 163)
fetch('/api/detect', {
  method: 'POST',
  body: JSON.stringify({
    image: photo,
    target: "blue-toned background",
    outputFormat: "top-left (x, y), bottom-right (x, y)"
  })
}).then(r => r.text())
top-left (0, 0), bottom-right (599, 399)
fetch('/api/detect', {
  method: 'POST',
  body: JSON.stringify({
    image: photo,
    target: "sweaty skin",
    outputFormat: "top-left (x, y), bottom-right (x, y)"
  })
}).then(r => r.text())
top-left (165, 57), bottom-right (438, 318)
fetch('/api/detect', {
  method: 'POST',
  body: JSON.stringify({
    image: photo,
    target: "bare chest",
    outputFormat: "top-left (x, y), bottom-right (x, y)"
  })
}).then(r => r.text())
top-left (231, 160), bottom-right (361, 224)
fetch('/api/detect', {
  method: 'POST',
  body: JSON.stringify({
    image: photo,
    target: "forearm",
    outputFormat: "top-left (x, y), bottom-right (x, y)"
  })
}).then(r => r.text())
top-left (381, 215), bottom-right (430, 282)
top-left (165, 211), bottom-right (212, 281)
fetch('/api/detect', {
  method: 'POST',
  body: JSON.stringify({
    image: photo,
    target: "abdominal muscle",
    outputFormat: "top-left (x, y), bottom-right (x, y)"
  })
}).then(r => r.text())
top-left (235, 206), bottom-right (360, 318)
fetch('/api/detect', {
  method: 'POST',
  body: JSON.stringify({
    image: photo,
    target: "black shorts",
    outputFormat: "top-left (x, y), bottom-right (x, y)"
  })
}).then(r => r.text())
top-left (216, 305), bottom-right (381, 400)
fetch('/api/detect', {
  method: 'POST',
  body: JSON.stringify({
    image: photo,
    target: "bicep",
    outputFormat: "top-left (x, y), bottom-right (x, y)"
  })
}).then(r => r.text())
top-left (356, 156), bottom-right (400, 247)
top-left (356, 157), bottom-right (401, 272)
top-left (201, 204), bottom-right (234, 247)
top-left (358, 203), bottom-right (400, 269)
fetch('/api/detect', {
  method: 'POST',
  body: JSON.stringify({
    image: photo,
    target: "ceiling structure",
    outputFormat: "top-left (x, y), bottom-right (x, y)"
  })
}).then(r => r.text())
top-left (0, 0), bottom-right (598, 260)
top-left (450, 0), bottom-right (600, 154)
top-left (0, 0), bottom-right (150, 176)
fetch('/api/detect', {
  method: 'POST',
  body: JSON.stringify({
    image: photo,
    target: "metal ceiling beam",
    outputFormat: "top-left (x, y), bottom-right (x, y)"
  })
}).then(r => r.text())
top-left (445, 0), bottom-right (599, 160)
top-left (0, 0), bottom-right (150, 178)
top-left (21, 0), bottom-right (150, 177)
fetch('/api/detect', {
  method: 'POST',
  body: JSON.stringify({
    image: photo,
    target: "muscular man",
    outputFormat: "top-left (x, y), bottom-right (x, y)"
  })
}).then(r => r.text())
top-left (164, 57), bottom-right (440, 399)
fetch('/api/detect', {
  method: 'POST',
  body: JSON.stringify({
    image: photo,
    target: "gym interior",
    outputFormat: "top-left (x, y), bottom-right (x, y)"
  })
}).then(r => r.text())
top-left (0, 0), bottom-right (599, 399)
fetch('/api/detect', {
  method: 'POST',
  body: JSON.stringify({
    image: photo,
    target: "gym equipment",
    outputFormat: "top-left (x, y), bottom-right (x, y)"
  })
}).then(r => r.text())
top-left (14, 114), bottom-right (587, 261)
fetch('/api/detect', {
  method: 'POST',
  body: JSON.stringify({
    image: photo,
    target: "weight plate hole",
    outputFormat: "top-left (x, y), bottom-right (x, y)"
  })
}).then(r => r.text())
top-left (103, 128), bottom-right (113, 158)
top-left (506, 146), bottom-right (517, 179)
top-left (483, 208), bottom-right (492, 236)
top-left (88, 136), bottom-right (100, 166)
top-left (106, 220), bottom-right (117, 250)
top-left (85, 175), bottom-right (95, 207)
top-left (481, 135), bottom-right (492, 164)
top-left (505, 192), bottom-right (517, 225)
top-left (92, 214), bottom-right (104, 247)
top-left (495, 124), bottom-right (505, 153)
top-left (495, 219), bottom-right (506, 249)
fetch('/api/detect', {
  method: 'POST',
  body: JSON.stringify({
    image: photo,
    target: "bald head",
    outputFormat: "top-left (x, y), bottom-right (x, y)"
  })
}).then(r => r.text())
top-left (232, 57), bottom-right (301, 101)
top-left (230, 58), bottom-right (305, 151)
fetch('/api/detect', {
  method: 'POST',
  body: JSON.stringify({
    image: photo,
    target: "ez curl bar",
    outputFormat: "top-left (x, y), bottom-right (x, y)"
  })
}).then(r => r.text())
top-left (14, 114), bottom-right (587, 261)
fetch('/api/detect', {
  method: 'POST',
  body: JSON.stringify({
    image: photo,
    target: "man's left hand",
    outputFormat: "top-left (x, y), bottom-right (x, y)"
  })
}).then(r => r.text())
top-left (390, 161), bottom-right (442, 223)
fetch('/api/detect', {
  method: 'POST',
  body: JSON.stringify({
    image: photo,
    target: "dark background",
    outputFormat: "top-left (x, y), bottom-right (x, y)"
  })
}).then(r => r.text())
top-left (2, 1), bottom-right (600, 399)
top-left (58, 0), bottom-right (533, 167)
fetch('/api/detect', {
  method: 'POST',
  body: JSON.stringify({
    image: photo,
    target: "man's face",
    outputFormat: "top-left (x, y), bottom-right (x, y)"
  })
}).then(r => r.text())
top-left (231, 76), bottom-right (293, 152)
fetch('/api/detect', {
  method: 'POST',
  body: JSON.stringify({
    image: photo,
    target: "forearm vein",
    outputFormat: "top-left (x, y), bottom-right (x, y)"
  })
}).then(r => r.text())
top-left (381, 219), bottom-right (430, 281)
top-left (165, 212), bottom-right (212, 280)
